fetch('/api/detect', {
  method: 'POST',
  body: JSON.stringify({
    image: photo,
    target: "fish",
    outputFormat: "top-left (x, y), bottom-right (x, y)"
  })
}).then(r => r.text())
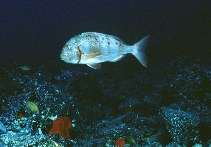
top-left (0, 121), bottom-right (7, 133)
top-left (60, 32), bottom-right (149, 69)
top-left (19, 65), bottom-right (32, 71)
top-left (26, 101), bottom-right (39, 113)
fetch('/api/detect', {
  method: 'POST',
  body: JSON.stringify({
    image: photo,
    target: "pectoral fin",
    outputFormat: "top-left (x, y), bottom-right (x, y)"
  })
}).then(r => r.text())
top-left (87, 63), bottom-right (101, 69)
top-left (84, 52), bottom-right (101, 59)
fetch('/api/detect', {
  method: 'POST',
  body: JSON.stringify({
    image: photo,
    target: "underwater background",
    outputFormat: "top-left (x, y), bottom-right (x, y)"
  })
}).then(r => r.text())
top-left (0, 0), bottom-right (210, 146)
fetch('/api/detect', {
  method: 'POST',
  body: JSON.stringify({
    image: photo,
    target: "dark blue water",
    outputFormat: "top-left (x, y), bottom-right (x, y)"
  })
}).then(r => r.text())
top-left (0, 0), bottom-right (210, 66)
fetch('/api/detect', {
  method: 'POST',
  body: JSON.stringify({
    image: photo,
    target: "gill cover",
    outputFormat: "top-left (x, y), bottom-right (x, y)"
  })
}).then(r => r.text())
top-left (77, 46), bottom-right (82, 64)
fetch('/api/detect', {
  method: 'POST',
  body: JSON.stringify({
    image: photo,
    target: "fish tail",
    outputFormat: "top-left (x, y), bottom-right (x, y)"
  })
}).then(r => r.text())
top-left (131, 35), bottom-right (150, 67)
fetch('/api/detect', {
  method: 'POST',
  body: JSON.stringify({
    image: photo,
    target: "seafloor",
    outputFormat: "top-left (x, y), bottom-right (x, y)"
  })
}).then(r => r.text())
top-left (0, 56), bottom-right (210, 147)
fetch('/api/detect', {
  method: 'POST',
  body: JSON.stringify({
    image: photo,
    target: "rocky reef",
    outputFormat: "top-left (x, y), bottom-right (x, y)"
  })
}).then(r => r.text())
top-left (0, 56), bottom-right (210, 146)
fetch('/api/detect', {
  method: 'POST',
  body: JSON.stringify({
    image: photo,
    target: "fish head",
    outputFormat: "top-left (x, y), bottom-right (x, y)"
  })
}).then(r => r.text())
top-left (60, 40), bottom-right (79, 64)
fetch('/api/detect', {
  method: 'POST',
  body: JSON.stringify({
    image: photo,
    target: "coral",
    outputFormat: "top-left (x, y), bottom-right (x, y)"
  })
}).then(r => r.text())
top-left (17, 113), bottom-right (24, 119)
top-left (115, 138), bottom-right (125, 147)
top-left (48, 116), bottom-right (72, 139)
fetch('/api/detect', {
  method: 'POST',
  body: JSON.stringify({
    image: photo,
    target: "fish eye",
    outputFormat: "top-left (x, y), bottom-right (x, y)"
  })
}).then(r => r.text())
top-left (66, 45), bottom-right (71, 50)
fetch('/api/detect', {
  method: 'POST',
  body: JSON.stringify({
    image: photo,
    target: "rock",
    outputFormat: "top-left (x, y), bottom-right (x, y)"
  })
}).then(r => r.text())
top-left (161, 107), bottom-right (200, 145)
top-left (165, 142), bottom-right (181, 147)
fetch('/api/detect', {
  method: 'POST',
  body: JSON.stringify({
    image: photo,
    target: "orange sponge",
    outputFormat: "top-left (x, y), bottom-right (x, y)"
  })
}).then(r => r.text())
top-left (48, 116), bottom-right (72, 139)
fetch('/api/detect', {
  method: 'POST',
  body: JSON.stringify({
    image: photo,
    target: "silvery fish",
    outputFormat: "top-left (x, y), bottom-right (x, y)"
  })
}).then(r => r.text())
top-left (60, 32), bottom-right (149, 69)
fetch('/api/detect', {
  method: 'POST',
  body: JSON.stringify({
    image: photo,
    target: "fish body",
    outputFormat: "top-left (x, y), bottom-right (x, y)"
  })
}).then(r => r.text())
top-left (0, 121), bottom-right (7, 133)
top-left (19, 65), bottom-right (32, 71)
top-left (26, 101), bottom-right (39, 113)
top-left (60, 32), bottom-right (149, 69)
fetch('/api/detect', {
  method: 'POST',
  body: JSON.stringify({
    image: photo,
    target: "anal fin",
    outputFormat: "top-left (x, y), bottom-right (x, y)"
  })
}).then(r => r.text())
top-left (111, 55), bottom-right (125, 62)
top-left (87, 63), bottom-right (101, 69)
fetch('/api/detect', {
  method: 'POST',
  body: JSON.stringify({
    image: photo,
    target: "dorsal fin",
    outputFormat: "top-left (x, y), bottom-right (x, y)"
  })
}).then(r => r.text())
top-left (109, 35), bottom-right (124, 43)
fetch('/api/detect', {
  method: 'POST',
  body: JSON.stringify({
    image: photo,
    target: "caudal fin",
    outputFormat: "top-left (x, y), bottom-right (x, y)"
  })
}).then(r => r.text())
top-left (131, 35), bottom-right (150, 67)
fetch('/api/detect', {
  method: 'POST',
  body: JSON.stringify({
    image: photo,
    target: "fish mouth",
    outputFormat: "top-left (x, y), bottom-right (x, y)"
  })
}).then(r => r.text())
top-left (60, 52), bottom-right (70, 61)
